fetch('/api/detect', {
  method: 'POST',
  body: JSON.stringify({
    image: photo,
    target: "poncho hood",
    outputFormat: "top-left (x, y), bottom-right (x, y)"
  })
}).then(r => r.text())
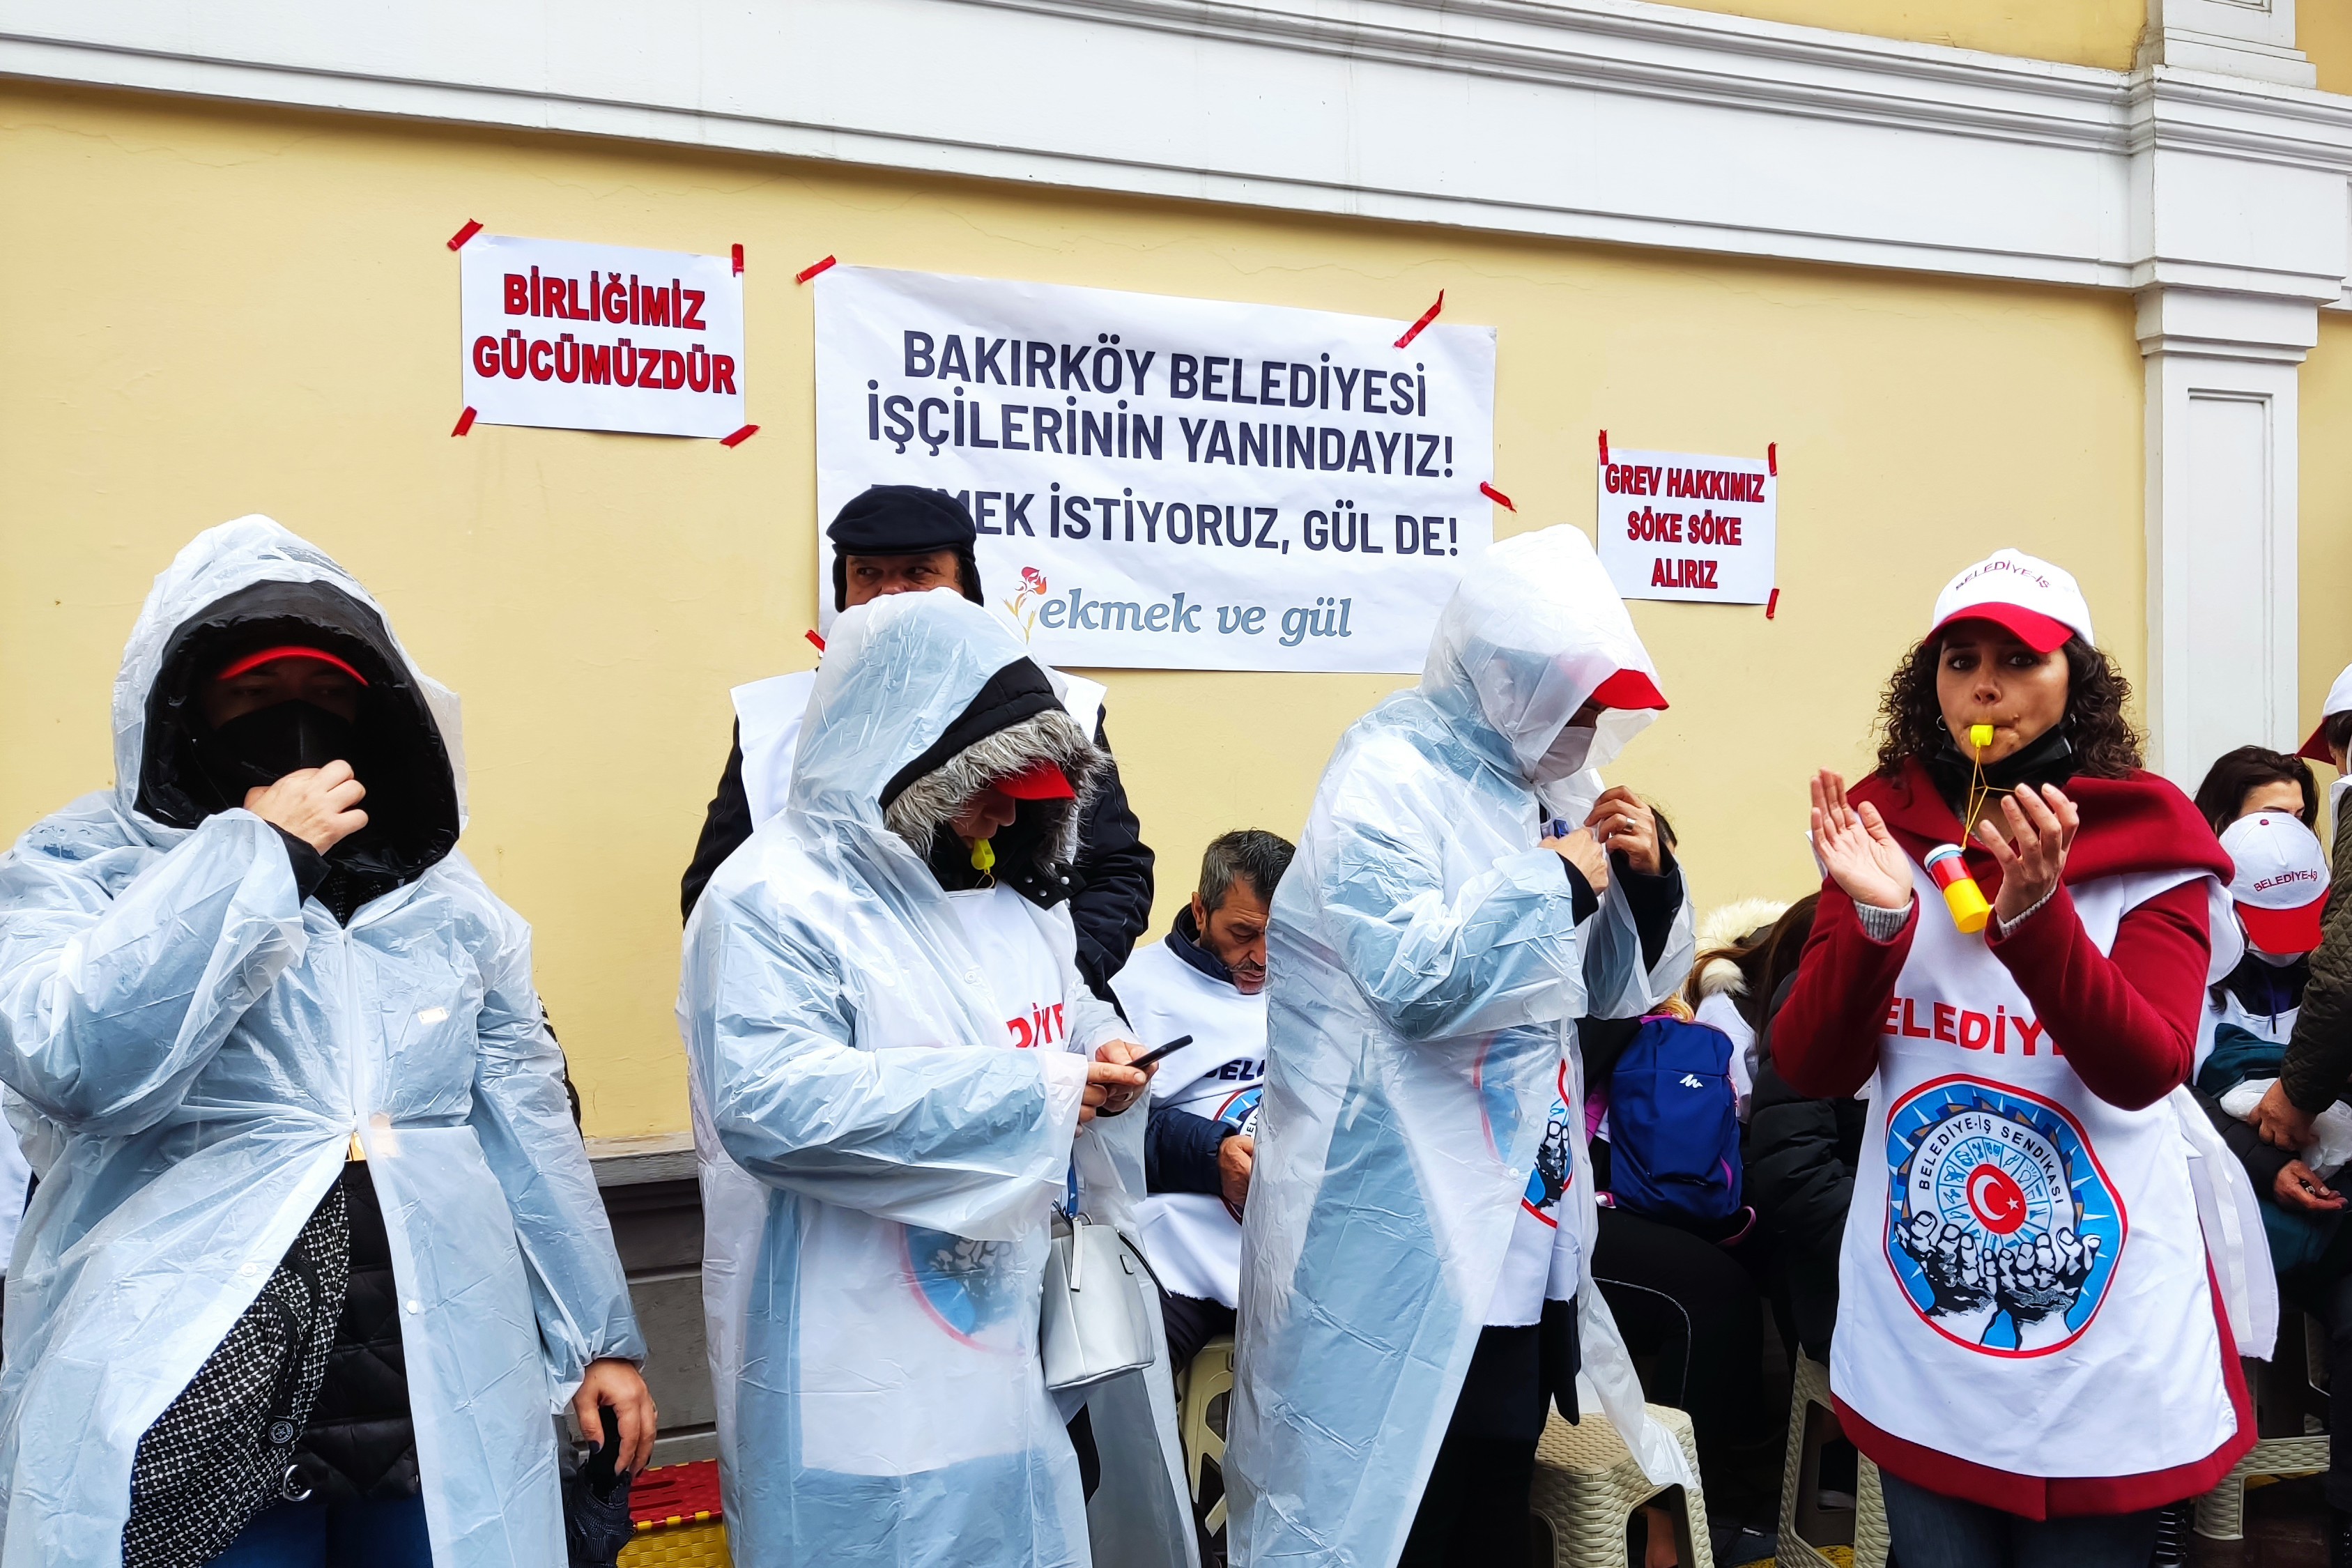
top-left (117, 516), bottom-right (465, 889)
top-left (1421, 525), bottom-right (1664, 786)
top-left (795, 589), bottom-right (1103, 893)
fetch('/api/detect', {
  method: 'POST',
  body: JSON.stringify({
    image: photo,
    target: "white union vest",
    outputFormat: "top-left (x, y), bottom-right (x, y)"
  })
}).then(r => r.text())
top-left (1829, 860), bottom-right (2240, 1482)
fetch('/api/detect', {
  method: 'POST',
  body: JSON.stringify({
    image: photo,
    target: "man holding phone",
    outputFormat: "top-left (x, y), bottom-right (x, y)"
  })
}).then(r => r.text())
top-left (1114, 830), bottom-right (1297, 1376)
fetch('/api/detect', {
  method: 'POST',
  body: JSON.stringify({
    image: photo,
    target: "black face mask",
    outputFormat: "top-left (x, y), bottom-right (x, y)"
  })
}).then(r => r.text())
top-left (197, 700), bottom-right (362, 801)
top-left (1926, 722), bottom-right (2076, 816)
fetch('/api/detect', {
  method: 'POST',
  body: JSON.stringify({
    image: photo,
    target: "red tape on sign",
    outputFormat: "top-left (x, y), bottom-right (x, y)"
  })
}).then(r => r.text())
top-left (1393, 290), bottom-right (1444, 350)
top-left (795, 255), bottom-right (837, 284)
top-left (1597, 429), bottom-right (1610, 466)
top-left (805, 629), bottom-right (827, 652)
top-left (451, 406), bottom-right (477, 437)
top-left (1766, 587), bottom-right (1781, 620)
top-left (721, 424), bottom-right (760, 447)
top-left (1479, 482), bottom-right (1516, 512)
top-left (1769, 442), bottom-right (1778, 477)
top-left (446, 220), bottom-right (483, 251)
top-left (732, 244), bottom-right (744, 276)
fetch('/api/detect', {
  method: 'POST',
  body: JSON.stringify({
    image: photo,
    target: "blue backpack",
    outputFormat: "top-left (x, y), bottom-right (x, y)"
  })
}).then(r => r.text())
top-left (1604, 1014), bottom-right (1744, 1223)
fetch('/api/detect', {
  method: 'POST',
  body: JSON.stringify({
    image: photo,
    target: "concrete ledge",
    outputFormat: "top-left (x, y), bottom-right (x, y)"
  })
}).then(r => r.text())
top-left (586, 1130), bottom-right (697, 1187)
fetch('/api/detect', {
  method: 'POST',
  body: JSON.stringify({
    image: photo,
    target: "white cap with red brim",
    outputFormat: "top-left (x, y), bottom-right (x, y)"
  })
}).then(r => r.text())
top-left (2220, 810), bottom-right (2330, 955)
top-left (1926, 548), bottom-right (2095, 654)
top-left (2299, 663), bottom-right (2352, 764)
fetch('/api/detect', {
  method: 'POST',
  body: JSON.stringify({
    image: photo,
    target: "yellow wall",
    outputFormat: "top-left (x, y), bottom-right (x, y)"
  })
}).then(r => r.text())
top-left (0, 84), bottom-right (2150, 1137)
top-left (2303, 1), bottom-right (2352, 100)
top-left (2302, 314), bottom-right (2352, 787)
top-left (1665, 0), bottom-right (2143, 71)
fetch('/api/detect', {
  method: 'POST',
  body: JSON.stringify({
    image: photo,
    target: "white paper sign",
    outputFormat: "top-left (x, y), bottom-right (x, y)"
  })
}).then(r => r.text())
top-left (815, 266), bottom-right (1496, 672)
top-left (1596, 447), bottom-right (1777, 604)
top-left (460, 233), bottom-right (746, 438)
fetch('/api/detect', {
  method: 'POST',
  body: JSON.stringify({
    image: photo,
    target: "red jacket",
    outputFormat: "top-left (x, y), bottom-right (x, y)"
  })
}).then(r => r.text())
top-left (1774, 759), bottom-right (2251, 1517)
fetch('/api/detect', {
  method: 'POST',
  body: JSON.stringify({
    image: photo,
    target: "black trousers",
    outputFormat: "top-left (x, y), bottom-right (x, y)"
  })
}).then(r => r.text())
top-left (1397, 1302), bottom-right (1581, 1568)
top-left (2318, 1266), bottom-right (2352, 1511)
top-left (1159, 1290), bottom-right (1238, 1380)
top-left (1591, 1206), bottom-right (1765, 1474)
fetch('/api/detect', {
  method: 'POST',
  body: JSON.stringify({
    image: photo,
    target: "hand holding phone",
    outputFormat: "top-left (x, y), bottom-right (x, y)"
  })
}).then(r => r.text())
top-left (1124, 1035), bottom-right (1194, 1072)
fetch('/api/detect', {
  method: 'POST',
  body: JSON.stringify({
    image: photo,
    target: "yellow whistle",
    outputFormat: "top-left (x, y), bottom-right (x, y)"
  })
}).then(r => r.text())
top-left (969, 838), bottom-right (996, 873)
top-left (1926, 843), bottom-right (1992, 934)
top-left (1970, 723), bottom-right (1994, 750)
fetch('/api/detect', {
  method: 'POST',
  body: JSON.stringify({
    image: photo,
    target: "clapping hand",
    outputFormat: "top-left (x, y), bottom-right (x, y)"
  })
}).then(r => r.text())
top-left (1973, 783), bottom-right (2078, 928)
top-left (1809, 771), bottom-right (1911, 911)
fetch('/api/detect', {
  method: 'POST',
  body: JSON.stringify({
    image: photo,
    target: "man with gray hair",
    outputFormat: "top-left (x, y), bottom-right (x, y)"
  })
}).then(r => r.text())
top-left (1114, 829), bottom-right (1296, 1374)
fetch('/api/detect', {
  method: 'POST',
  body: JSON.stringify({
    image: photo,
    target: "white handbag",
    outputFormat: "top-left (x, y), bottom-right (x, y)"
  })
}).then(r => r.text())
top-left (1039, 1208), bottom-right (1158, 1392)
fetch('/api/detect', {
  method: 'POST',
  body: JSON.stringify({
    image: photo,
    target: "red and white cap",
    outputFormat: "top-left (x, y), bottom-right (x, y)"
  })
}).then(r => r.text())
top-left (2298, 662), bottom-right (2352, 764)
top-left (1926, 549), bottom-right (2094, 654)
top-left (2220, 810), bottom-right (2330, 955)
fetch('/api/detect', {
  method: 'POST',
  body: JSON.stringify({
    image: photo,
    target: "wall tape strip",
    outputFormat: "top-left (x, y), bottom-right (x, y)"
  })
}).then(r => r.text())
top-left (732, 244), bottom-right (744, 276)
top-left (795, 255), bottom-right (837, 284)
top-left (1768, 442), bottom-right (1778, 477)
top-left (1479, 482), bottom-right (1516, 512)
top-left (1393, 290), bottom-right (1444, 350)
top-left (1766, 587), bottom-right (1781, 620)
top-left (447, 220), bottom-right (483, 251)
top-left (721, 424), bottom-right (760, 447)
top-left (1597, 429), bottom-right (1611, 467)
top-left (451, 407), bottom-right (477, 437)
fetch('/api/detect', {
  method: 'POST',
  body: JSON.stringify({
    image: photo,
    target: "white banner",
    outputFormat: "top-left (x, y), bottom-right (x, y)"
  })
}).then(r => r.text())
top-left (1595, 445), bottom-right (1777, 605)
top-left (814, 266), bottom-right (1495, 672)
top-left (460, 233), bottom-right (746, 438)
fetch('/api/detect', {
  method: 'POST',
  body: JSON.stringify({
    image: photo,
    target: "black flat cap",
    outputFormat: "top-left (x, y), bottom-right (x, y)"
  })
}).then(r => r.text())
top-left (827, 485), bottom-right (976, 556)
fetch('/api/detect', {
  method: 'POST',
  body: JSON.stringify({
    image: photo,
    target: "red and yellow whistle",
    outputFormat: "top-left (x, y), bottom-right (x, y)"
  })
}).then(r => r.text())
top-left (1925, 843), bottom-right (1991, 934)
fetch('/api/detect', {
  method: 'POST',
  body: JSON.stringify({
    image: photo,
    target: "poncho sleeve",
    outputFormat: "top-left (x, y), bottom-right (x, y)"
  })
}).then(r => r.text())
top-left (686, 884), bottom-right (1088, 1243)
top-left (0, 807), bottom-right (307, 1138)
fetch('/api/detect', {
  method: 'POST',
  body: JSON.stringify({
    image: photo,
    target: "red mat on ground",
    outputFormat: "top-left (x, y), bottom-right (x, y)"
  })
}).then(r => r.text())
top-left (629, 1459), bottom-right (724, 1527)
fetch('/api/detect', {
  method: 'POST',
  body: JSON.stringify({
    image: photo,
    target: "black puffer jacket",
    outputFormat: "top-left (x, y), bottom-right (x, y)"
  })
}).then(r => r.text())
top-left (286, 1163), bottom-right (417, 1502)
top-left (1745, 974), bottom-right (1867, 1360)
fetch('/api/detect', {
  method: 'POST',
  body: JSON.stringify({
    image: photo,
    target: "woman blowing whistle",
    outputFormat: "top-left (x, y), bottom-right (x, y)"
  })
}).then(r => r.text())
top-left (1774, 550), bottom-right (2263, 1568)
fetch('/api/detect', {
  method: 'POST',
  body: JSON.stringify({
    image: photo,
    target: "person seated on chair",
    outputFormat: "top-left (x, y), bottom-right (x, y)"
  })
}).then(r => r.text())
top-left (1114, 829), bottom-right (1296, 1376)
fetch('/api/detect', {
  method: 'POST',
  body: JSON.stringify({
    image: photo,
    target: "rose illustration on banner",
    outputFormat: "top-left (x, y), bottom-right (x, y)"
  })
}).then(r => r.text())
top-left (1004, 567), bottom-right (1050, 640)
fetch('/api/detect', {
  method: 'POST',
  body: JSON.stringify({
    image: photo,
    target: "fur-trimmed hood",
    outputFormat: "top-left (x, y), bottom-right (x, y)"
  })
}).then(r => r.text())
top-left (785, 590), bottom-right (1109, 905)
top-left (882, 703), bottom-right (1107, 873)
top-left (1691, 897), bottom-right (1789, 999)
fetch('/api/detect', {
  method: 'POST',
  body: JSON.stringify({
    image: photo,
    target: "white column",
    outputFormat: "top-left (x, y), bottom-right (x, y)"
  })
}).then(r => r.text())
top-left (2137, 289), bottom-right (2312, 786)
top-left (2140, 0), bottom-right (2315, 86)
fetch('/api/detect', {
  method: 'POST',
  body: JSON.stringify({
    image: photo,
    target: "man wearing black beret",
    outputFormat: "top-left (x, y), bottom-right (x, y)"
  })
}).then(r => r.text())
top-left (680, 485), bottom-right (1156, 999)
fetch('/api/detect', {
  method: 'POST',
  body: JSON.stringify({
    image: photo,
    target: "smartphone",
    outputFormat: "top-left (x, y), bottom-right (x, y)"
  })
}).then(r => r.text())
top-left (1123, 1034), bottom-right (1194, 1071)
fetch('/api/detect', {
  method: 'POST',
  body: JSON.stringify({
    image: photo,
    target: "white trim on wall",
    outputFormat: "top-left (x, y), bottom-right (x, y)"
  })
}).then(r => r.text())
top-left (2, 0), bottom-right (2347, 774)
top-left (2, 0), bottom-right (2349, 302)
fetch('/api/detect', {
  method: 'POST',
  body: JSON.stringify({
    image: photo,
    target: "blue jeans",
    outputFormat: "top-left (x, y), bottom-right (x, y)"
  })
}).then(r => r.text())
top-left (1880, 1473), bottom-right (2158, 1568)
top-left (210, 1495), bottom-right (432, 1567)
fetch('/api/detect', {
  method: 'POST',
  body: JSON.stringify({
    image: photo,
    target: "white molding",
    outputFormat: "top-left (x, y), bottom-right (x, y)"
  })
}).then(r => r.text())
top-left (2142, 0), bottom-right (2316, 90)
top-left (2139, 332), bottom-right (2303, 783)
top-left (4, 0), bottom-right (2352, 305)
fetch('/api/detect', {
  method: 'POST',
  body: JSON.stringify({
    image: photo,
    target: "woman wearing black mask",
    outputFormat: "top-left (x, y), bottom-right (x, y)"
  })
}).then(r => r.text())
top-left (0, 518), bottom-right (650, 1568)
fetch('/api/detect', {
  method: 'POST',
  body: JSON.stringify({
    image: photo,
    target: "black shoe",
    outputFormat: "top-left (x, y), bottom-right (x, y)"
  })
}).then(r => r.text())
top-left (2149, 1499), bottom-right (2191, 1567)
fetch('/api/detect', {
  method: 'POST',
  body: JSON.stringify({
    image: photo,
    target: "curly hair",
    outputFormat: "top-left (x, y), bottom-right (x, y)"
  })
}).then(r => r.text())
top-left (1873, 636), bottom-right (2142, 779)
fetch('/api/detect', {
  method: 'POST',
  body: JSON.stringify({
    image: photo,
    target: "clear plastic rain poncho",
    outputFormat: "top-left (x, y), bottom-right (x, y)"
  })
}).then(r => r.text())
top-left (0, 517), bottom-right (643, 1568)
top-left (1228, 525), bottom-right (1697, 1568)
top-left (679, 588), bottom-right (1194, 1568)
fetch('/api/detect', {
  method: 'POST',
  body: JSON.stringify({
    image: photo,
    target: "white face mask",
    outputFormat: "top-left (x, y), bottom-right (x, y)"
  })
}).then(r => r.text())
top-left (1532, 723), bottom-right (1597, 787)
